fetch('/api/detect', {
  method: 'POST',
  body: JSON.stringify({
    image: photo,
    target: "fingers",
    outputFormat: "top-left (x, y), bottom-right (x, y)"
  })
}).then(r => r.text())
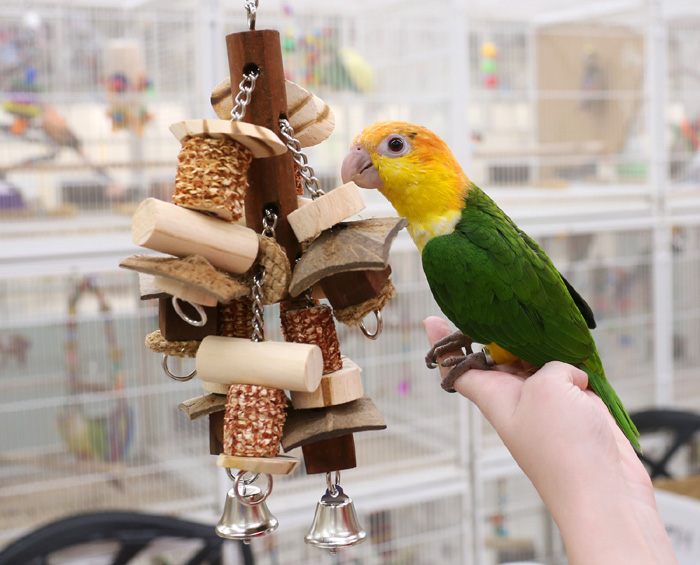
top-left (423, 316), bottom-right (462, 379)
top-left (423, 317), bottom-right (523, 426)
top-left (530, 361), bottom-right (589, 391)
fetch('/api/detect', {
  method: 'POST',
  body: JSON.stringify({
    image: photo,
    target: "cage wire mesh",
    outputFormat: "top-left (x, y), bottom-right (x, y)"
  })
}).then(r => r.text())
top-left (2, 0), bottom-right (700, 563)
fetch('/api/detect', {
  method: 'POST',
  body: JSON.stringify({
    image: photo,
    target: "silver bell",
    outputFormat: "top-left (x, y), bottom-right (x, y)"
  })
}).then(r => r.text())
top-left (305, 477), bottom-right (366, 554)
top-left (216, 471), bottom-right (278, 543)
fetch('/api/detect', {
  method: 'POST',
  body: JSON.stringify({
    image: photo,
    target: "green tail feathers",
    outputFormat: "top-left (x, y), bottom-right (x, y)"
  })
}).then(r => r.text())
top-left (580, 362), bottom-right (640, 451)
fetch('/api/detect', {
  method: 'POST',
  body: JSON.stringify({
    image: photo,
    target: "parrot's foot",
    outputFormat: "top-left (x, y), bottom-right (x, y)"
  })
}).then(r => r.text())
top-left (439, 351), bottom-right (493, 393)
top-left (425, 331), bottom-right (474, 369)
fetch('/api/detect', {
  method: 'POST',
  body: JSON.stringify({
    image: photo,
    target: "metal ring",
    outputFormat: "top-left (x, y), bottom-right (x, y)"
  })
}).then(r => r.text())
top-left (171, 296), bottom-right (207, 327)
top-left (245, 0), bottom-right (258, 30)
top-left (360, 310), bottom-right (382, 340)
top-left (234, 470), bottom-right (272, 506)
top-left (326, 470), bottom-right (341, 496)
top-left (161, 354), bottom-right (196, 382)
top-left (481, 346), bottom-right (495, 367)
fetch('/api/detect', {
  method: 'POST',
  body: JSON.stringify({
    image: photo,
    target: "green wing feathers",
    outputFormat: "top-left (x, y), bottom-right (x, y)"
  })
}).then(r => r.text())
top-left (422, 183), bottom-right (640, 448)
top-left (581, 360), bottom-right (640, 450)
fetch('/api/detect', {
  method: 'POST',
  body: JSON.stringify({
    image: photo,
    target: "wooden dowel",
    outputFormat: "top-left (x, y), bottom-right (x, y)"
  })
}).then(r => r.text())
top-left (132, 198), bottom-right (259, 274)
top-left (196, 335), bottom-right (323, 392)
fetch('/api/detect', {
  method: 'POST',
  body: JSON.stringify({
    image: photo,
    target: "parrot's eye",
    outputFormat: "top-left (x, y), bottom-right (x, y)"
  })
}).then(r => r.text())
top-left (388, 137), bottom-right (404, 152)
top-left (380, 134), bottom-right (410, 157)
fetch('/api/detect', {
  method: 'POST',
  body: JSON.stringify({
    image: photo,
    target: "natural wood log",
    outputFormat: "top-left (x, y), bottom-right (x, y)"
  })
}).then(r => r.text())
top-left (321, 266), bottom-right (392, 310)
top-left (287, 182), bottom-right (365, 243)
top-left (302, 434), bottom-right (357, 474)
top-left (216, 454), bottom-right (300, 475)
top-left (178, 393), bottom-right (227, 420)
top-left (153, 277), bottom-right (217, 307)
top-left (282, 396), bottom-right (386, 451)
top-left (289, 217), bottom-right (407, 297)
top-left (290, 357), bottom-right (364, 409)
top-left (226, 29), bottom-right (300, 262)
top-left (159, 297), bottom-right (218, 341)
top-left (211, 78), bottom-right (334, 148)
top-left (196, 336), bottom-right (323, 392)
top-left (131, 198), bottom-right (259, 274)
top-left (169, 119), bottom-right (286, 158)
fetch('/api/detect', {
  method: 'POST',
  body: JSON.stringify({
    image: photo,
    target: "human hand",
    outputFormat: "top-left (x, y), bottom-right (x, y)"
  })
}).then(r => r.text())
top-left (424, 316), bottom-right (677, 565)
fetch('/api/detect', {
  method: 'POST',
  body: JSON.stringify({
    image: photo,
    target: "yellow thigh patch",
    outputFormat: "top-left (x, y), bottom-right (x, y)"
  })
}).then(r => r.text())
top-left (485, 342), bottom-right (519, 365)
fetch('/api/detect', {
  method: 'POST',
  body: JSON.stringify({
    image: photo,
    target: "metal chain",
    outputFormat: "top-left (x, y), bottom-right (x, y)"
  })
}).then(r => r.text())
top-left (279, 117), bottom-right (325, 199)
top-left (230, 69), bottom-right (259, 122)
top-left (262, 207), bottom-right (278, 239)
top-left (244, 0), bottom-right (258, 31)
top-left (249, 207), bottom-right (278, 343)
top-left (251, 265), bottom-right (265, 343)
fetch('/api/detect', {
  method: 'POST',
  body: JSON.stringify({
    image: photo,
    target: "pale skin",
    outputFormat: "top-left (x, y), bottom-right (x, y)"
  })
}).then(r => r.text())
top-left (424, 316), bottom-right (677, 565)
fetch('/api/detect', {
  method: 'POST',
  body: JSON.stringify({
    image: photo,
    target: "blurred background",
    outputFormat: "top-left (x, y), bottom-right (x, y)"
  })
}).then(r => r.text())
top-left (1, 0), bottom-right (700, 563)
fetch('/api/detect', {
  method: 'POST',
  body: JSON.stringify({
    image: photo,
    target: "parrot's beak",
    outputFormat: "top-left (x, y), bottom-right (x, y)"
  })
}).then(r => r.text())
top-left (341, 144), bottom-right (383, 189)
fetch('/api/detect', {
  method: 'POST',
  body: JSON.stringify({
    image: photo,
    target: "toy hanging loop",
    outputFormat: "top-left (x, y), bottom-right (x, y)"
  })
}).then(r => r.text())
top-left (262, 206), bottom-right (278, 239)
top-left (230, 69), bottom-right (260, 121)
top-left (244, 0), bottom-right (259, 31)
top-left (171, 296), bottom-right (207, 327)
top-left (279, 117), bottom-right (325, 199)
top-left (234, 470), bottom-right (273, 506)
top-left (326, 471), bottom-right (341, 496)
top-left (360, 310), bottom-right (383, 340)
top-left (161, 354), bottom-right (197, 381)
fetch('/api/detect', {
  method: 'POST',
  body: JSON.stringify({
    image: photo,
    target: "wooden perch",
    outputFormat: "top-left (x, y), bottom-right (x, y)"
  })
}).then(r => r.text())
top-left (282, 396), bottom-right (386, 451)
top-left (287, 182), bottom-right (366, 242)
top-left (289, 217), bottom-right (407, 296)
top-left (131, 198), bottom-right (259, 274)
top-left (196, 335), bottom-right (324, 392)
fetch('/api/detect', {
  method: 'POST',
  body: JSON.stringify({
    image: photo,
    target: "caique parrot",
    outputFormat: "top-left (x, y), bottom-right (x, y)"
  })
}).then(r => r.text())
top-left (341, 121), bottom-right (640, 449)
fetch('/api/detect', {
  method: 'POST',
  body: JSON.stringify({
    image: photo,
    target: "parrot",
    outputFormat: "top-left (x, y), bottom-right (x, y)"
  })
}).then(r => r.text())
top-left (341, 120), bottom-right (640, 450)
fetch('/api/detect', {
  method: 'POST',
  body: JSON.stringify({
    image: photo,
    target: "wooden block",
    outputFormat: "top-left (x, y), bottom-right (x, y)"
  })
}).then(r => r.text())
top-left (138, 273), bottom-right (167, 300)
top-left (302, 434), bottom-right (357, 474)
top-left (282, 396), bottom-right (386, 451)
top-left (321, 266), bottom-right (392, 310)
top-left (169, 119), bottom-right (287, 158)
top-left (131, 198), bottom-right (259, 274)
top-left (287, 182), bottom-right (365, 243)
top-left (211, 78), bottom-right (335, 148)
top-left (216, 454), bottom-right (300, 475)
top-left (290, 357), bottom-right (364, 409)
top-left (196, 336), bottom-right (323, 392)
top-left (153, 276), bottom-right (217, 307)
top-left (289, 217), bottom-right (407, 297)
top-left (178, 393), bottom-right (227, 420)
top-left (159, 297), bottom-right (218, 341)
top-left (121, 255), bottom-right (249, 305)
top-left (210, 411), bottom-right (224, 456)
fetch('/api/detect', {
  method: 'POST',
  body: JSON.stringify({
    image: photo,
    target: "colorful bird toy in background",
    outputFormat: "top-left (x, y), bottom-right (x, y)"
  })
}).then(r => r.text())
top-left (59, 276), bottom-right (133, 462)
top-left (342, 121), bottom-right (641, 450)
top-left (103, 39), bottom-right (152, 136)
top-left (480, 41), bottom-right (499, 89)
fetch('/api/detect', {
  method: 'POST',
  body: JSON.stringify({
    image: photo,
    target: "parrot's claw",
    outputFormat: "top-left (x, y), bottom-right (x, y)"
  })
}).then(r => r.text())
top-left (439, 350), bottom-right (492, 393)
top-left (425, 331), bottom-right (474, 369)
